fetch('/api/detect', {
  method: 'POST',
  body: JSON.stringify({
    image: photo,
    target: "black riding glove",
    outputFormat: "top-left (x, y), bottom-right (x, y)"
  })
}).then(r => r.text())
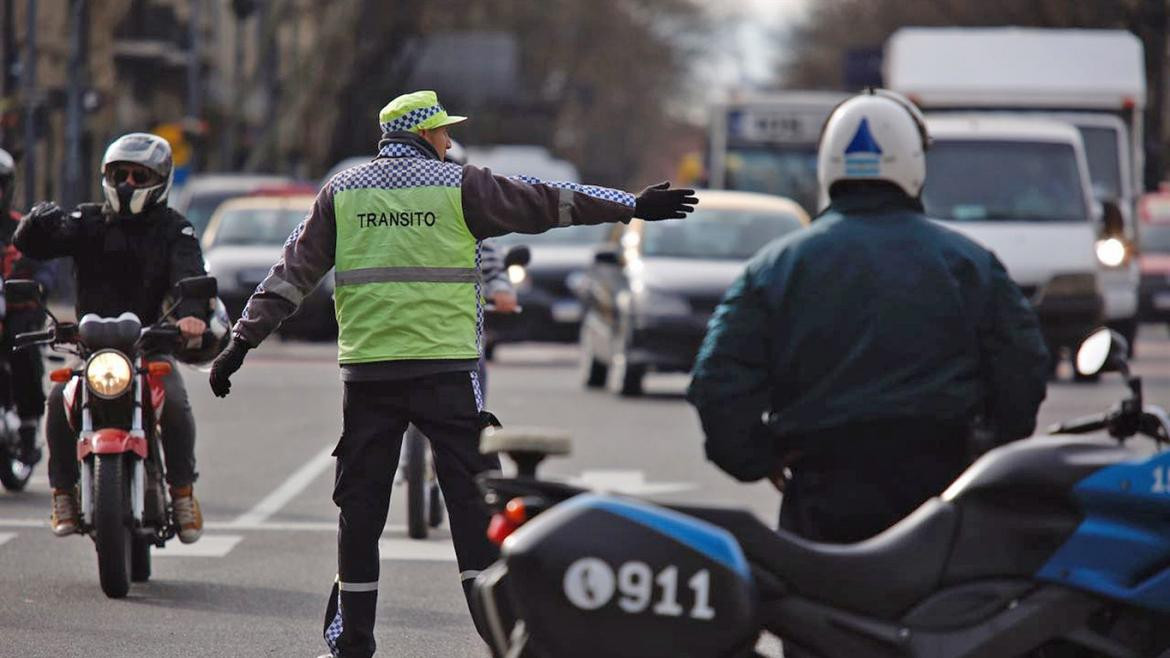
top-left (209, 337), bottom-right (251, 398)
top-left (27, 201), bottom-right (65, 230)
top-left (634, 182), bottom-right (698, 221)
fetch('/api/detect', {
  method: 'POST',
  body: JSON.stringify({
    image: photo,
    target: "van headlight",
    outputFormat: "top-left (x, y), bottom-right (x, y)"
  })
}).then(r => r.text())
top-left (86, 350), bottom-right (133, 399)
top-left (1095, 238), bottom-right (1127, 268)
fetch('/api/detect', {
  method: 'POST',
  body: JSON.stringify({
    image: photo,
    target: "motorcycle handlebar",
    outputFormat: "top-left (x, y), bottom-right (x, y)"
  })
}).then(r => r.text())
top-left (1048, 412), bottom-right (1109, 435)
top-left (13, 329), bottom-right (54, 349)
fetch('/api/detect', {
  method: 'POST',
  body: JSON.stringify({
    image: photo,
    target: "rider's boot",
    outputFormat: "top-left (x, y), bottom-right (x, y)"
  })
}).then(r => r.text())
top-left (50, 488), bottom-right (80, 536)
top-left (170, 485), bottom-right (204, 544)
top-left (17, 422), bottom-right (41, 466)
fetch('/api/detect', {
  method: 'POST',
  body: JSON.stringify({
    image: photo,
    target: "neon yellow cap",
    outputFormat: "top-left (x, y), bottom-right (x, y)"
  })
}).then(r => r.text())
top-left (378, 90), bottom-right (467, 134)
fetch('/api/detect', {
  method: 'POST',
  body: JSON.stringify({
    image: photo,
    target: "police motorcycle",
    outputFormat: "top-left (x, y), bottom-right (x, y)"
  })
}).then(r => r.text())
top-left (469, 329), bottom-right (1170, 657)
top-left (0, 278), bottom-right (37, 491)
top-left (398, 245), bottom-right (531, 540)
top-left (6, 275), bottom-right (222, 599)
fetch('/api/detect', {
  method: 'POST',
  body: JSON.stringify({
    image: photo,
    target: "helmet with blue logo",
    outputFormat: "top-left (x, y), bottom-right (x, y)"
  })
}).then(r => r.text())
top-left (816, 88), bottom-right (929, 209)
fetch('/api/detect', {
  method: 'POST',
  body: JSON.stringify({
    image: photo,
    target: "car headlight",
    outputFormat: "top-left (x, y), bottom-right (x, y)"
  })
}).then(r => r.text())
top-left (507, 264), bottom-right (527, 285)
top-left (86, 350), bottom-right (133, 399)
top-left (1095, 238), bottom-right (1127, 268)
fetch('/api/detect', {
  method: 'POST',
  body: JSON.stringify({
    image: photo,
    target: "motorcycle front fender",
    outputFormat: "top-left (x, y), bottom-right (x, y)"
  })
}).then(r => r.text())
top-left (78, 428), bottom-right (147, 460)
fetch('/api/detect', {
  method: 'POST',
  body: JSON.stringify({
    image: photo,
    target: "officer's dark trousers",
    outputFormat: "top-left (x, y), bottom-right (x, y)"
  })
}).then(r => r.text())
top-left (324, 372), bottom-right (500, 658)
top-left (778, 420), bottom-right (971, 543)
top-left (46, 360), bottom-right (197, 489)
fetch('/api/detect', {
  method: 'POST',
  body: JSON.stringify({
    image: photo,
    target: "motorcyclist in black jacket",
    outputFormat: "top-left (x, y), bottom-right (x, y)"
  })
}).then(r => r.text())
top-left (13, 133), bottom-right (209, 543)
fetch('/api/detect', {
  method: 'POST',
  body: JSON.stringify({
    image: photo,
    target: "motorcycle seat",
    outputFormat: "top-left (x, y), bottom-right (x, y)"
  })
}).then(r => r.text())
top-left (681, 498), bottom-right (958, 620)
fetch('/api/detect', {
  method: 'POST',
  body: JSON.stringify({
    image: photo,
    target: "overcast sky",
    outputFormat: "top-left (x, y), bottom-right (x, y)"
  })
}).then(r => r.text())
top-left (699, 0), bottom-right (810, 91)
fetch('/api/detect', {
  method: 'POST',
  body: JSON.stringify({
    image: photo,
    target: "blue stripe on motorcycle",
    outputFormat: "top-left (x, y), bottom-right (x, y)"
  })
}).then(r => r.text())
top-left (1036, 450), bottom-right (1170, 613)
top-left (566, 494), bottom-right (751, 580)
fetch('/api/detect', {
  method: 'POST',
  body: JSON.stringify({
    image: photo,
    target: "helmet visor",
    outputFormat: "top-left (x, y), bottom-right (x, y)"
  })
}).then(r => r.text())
top-left (105, 162), bottom-right (164, 188)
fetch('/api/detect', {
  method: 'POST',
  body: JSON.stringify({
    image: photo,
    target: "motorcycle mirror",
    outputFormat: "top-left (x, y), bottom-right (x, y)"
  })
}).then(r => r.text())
top-left (593, 245), bottom-right (621, 265)
top-left (504, 245), bottom-right (531, 268)
top-left (175, 275), bottom-right (218, 300)
top-left (1076, 328), bottom-right (1130, 377)
top-left (3, 279), bottom-right (43, 305)
top-left (480, 427), bottom-right (572, 478)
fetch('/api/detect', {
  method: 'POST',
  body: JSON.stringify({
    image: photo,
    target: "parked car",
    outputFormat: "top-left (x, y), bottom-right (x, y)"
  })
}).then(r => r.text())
top-left (171, 173), bottom-right (299, 237)
top-left (1138, 186), bottom-right (1170, 328)
top-left (578, 190), bottom-right (809, 396)
top-left (202, 195), bottom-right (336, 340)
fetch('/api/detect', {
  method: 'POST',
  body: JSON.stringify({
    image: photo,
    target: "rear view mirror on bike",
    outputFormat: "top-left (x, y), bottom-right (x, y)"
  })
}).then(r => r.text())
top-left (175, 275), bottom-right (218, 300)
top-left (1075, 328), bottom-right (1130, 378)
top-left (4, 279), bottom-right (43, 305)
top-left (504, 245), bottom-right (531, 268)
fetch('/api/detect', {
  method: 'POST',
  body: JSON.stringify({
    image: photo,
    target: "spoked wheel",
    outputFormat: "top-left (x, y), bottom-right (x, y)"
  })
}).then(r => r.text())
top-left (405, 427), bottom-right (428, 540)
top-left (0, 449), bottom-right (34, 492)
top-left (94, 454), bottom-right (132, 598)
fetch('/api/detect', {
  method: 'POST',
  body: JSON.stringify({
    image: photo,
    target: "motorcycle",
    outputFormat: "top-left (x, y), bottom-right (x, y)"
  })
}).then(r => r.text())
top-left (396, 245), bottom-right (530, 540)
top-left (0, 278), bottom-right (35, 492)
top-left (469, 328), bottom-right (1170, 657)
top-left (6, 275), bottom-right (218, 599)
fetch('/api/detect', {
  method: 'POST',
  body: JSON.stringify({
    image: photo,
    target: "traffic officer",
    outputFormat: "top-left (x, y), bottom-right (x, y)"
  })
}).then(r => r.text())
top-left (208, 90), bottom-right (696, 657)
top-left (688, 89), bottom-right (1049, 544)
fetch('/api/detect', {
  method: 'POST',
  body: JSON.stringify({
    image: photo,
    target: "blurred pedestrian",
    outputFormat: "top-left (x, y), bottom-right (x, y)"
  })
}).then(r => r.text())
top-left (207, 90), bottom-right (696, 657)
top-left (688, 89), bottom-right (1049, 544)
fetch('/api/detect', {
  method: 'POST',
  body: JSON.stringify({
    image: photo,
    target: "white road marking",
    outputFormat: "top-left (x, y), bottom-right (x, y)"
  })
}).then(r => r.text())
top-left (0, 519), bottom-right (45, 528)
top-left (0, 532), bottom-right (16, 547)
top-left (570, 469), bottom-right (694, 495)
top-left (226, 443), bottom-right (336, 528)
top-left (379, 537), bottom-right (456, 562)
top-left (153, 535), bottom-right (243, 558)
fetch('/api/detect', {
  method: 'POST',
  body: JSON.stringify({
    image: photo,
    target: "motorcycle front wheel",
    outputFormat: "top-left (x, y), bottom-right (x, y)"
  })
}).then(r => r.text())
top-left (406, 428), bottom-right (428, 540)
top-left (0, 449), bottom-right (34, 492)
top-left (94, 454), bottom-right (132, 598)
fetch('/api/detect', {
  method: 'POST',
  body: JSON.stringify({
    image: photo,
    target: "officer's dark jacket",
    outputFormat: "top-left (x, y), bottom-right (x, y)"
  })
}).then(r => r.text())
top-left (13, 202), bottom-right (208, 325)
top-left (687, 186), bottom-right (1050, 482)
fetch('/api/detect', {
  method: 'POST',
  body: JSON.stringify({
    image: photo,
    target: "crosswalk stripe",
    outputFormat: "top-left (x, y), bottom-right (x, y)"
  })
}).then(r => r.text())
top-left (378, 537), bottom-right (456, 562)
top-left (153, 535), bottom-right (243, 558)
top-left (0, 532), bottom-right (15, 547)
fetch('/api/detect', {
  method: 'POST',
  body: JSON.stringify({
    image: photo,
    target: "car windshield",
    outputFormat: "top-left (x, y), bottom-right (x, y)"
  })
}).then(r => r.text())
top-left (183, 191), bottom-right (248, 236)
top-left (1077, 126), bottom-right (1123, 201)
top-left (209, 207), bottom-right (307, 247)
top-left (1140, 224), bottom-right (1170, 253)
top-left (640, 207), bottom-right (804, 260)
top-left (724, 147), bottom-right (819, 215)
top-left (923, 140), bottom-right (1087, 222)
top-left (493, 223), bottom-right (610, 247)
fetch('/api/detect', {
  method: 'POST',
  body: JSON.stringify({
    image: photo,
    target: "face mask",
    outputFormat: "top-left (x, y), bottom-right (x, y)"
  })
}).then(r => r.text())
top-left (115, 182), bottom-right (136, 216)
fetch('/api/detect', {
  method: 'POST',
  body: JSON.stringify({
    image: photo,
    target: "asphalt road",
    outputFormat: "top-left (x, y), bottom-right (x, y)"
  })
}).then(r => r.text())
top-left (3, 326), bottom-right (1170, 657)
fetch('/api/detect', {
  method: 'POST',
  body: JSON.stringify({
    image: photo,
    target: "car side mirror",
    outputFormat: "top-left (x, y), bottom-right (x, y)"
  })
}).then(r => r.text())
top-left (504, 245), bottom-right (531, 268)
top-left (4, 279), bottom-right (43, 305)
top-left (1076, 328), bottom-right (1130, 377)
top-left (176, 275), bottom-right (218, 300)
top-left (1101, 201), bottom-right (1124, 237)
top-left (593, 245), bottom-right (621, 265)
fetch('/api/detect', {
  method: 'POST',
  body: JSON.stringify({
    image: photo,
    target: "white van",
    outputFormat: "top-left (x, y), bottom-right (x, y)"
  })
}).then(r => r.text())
top-left (923, 116), bottom-right (1103, 365)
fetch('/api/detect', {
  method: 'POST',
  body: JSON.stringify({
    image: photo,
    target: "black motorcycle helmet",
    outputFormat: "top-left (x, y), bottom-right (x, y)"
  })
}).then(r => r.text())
top-left (0, 147), bottom-right (14, 215)
top-left (100, 133), bottom-right (174, 218)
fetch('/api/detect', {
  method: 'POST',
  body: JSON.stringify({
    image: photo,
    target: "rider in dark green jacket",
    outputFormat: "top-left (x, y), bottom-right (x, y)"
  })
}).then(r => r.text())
top-left (688, 90), bottom-right (1049, 542)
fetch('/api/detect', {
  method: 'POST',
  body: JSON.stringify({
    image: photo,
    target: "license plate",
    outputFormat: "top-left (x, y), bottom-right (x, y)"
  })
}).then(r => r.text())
top-left (1154, 293), bottom-right (1170, 310)
top-left (551, 300), bottom-right (582, 323)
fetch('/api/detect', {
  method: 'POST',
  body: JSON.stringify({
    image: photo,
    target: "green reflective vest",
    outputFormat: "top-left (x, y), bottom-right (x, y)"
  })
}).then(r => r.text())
top-left (330, 157), bottom-right (479, 365)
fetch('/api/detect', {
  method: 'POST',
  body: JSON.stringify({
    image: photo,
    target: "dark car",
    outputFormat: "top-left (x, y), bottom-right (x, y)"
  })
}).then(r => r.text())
top-left (579, 190), bottom-right (809, 396)
top-left (1138, 188), bottom-right (1170, 326)
top-left (485, 223), bottom-right (611, 355)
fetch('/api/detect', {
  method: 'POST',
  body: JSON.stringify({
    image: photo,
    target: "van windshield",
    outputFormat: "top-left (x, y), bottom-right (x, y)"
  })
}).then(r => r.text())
top-left (924, 141), bottom-right (1087, 222)
top-left (723, 147), bottom-right (819, 216)
top-left (1077, 126), bottom-right (1123, 201)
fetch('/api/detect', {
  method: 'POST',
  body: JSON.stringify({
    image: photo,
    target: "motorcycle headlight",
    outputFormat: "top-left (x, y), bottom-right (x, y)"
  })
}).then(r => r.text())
top-left (86, 350), bottom-right (133, 399)
top-left (507, 264), bottom-right (527, 285)
top-left (1095, 238), bottom-right (1128, 268)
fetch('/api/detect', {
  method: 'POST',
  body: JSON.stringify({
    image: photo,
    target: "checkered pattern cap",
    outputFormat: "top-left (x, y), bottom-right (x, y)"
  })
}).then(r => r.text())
top-left (378, 90), bottom-right (467, 135)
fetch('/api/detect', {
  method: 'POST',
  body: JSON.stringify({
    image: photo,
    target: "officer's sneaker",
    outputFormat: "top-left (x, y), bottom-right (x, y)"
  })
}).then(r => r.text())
top-left (50, 488), bottom-right (80, 537)
top-left (170, 485), bottom-right (203, 544)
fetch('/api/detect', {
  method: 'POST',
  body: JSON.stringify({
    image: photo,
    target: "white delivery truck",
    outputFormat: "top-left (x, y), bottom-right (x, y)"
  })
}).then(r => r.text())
top-left (708, 92), bottom-right (847, 215)
top-left (923, 116), bottom-right (1104, 372)
top-left (885, 27), bottom-right (1144, 347)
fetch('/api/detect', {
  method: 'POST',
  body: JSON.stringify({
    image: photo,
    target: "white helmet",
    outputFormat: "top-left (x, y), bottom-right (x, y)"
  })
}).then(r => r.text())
top-left (816, 89), bottom-right (930, 209)
top-left (100, 133), bottom-right (174, 217)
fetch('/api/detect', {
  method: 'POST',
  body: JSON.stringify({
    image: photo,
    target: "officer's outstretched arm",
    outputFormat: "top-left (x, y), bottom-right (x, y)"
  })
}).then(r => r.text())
top-left (978, 255), bottom-right (1049, 444)
top-left (686, 270), bottom-right (777, 482)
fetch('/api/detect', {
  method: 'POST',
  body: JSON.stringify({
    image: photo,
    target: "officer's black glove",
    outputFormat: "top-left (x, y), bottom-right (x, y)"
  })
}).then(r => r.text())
top-left (27, 201), bottom-right (65, 230)
top-left (209, 337), bottom-right (251, 398)
top-left (634, 182), bottom-right (698, 221)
